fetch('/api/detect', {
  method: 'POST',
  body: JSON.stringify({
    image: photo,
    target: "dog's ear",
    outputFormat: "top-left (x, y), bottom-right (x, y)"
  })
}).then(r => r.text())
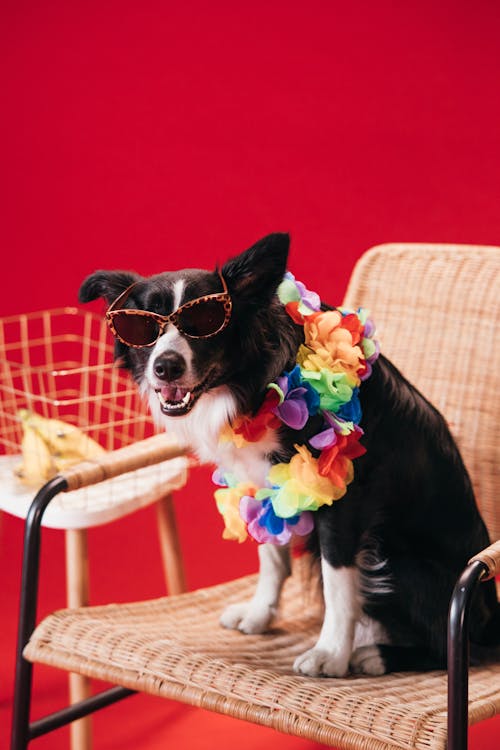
top-left (78, 270), bottom-right (141, 305)
top-left (222, 233), bottom-right (290, 304)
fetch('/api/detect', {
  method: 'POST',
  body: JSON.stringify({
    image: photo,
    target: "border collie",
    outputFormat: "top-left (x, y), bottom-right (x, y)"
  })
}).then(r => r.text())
top-left (79, 233), bottom-right (499, 677)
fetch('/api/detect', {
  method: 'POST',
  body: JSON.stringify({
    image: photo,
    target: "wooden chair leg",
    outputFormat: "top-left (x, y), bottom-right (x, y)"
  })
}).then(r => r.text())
top-left (155, 493), bottom-right (186, 595)
top-left (65, 529), bottom-right (92, 750)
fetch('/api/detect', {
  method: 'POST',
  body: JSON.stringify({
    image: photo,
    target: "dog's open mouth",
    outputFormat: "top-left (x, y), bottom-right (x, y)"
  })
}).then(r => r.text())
top-left (155, 373), bottom-right (215, 416)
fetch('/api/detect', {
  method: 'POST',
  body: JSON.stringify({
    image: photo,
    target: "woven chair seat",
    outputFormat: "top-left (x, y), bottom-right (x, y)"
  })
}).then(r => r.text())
top-left (24, 561), bottom-right (500, 750)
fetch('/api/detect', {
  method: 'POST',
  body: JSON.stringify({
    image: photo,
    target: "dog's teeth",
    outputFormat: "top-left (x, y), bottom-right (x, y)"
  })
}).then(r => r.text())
top-left (155, 389), bottom-right (192, 411)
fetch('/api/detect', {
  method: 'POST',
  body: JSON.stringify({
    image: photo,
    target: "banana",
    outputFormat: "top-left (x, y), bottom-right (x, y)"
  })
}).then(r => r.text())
top-left (15, 410), bottom-right (106, 486)
top-left (15, 421), bottom-right (56, 486)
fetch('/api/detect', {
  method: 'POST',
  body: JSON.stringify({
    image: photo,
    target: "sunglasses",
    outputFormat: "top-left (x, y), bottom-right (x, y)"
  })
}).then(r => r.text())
top-left (105, 271), bottom-right (232, 347)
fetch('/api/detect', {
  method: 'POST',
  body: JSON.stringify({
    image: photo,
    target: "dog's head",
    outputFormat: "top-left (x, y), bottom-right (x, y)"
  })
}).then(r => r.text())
top-left (79, 234), bottom-right (303, 429)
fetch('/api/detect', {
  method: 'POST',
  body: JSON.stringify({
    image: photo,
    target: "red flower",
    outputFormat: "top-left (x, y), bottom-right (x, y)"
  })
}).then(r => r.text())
top-left (318, 430), bottom-right (366, 486)
top-left (233, 389), bottom-right (281, 443)
top-left (339, 313), bottom-right (364, 346)
top-left (285, 301), bottom-right (306, 325)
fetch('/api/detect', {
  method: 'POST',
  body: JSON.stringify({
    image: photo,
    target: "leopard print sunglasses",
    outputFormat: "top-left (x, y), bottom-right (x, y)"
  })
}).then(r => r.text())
top-left (105, 271), bottom-right (232, 347)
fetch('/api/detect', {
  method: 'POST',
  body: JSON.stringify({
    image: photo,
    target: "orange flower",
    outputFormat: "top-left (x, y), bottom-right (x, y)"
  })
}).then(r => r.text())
top-left (299, 311), bottom-right (364, 382)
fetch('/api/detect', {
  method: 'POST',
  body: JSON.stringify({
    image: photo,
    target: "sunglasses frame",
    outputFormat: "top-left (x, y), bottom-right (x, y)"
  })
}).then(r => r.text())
top-left (105, 270), bottom-right (233, 348)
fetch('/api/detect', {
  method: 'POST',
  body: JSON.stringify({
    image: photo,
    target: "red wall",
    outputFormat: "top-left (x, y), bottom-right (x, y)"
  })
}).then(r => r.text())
top-left (3, 0), bottom-right (500, 586)
top-left (1, 3), bottom-right (499, 748)
top-left (3, 1), bottom-right (500, 318)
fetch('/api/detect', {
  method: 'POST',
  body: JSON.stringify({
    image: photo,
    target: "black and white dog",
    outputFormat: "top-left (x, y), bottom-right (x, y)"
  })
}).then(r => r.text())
top-left (79, 233), bottom-right (499, 677)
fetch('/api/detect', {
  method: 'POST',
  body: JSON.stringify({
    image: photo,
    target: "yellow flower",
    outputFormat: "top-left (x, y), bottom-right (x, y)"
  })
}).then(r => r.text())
top-left (214, 484), bottom-right (254, 542)
top-left (268, 445), bottom-right (344, 517)
top-left (290, 444), bottom-right (338, 502)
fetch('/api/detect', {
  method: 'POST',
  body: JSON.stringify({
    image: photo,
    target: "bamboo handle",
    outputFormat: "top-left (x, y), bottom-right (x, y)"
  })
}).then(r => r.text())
top-left (61, 434), bottom-right (189, 491)
top-left (469, 539), bottom-right (500, 581)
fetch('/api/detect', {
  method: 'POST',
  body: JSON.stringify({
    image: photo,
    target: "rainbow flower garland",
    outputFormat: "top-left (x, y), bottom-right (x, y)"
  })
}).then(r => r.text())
top-left (213, 272), bottom-right (380, 546)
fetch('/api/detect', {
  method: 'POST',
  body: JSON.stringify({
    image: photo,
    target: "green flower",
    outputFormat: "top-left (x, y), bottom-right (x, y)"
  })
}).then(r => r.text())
top-left (300, 368), bottom-right (355, 411)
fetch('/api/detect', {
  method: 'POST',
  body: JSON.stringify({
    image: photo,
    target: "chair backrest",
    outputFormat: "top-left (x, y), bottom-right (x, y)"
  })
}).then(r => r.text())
top-left (343, 243), bottom-right (500, 543)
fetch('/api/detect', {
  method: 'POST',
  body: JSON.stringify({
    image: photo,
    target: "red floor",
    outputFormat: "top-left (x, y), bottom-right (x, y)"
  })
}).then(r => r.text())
top-left (2, 1), bottom-right (500, 748)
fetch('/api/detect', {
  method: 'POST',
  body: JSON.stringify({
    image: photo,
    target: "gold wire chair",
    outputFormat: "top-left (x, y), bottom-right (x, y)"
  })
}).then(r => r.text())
top-left (0, 308), bottom-right (189, 750)
top-left (10, 245), bottom-right (500, 750)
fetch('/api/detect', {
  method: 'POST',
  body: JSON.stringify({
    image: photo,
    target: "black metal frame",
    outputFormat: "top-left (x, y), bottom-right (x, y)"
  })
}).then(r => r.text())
top-left (10, 478), bottom-right (491, 750)
top-left (447, 560), bottom-right (489, 750)
top-left (10, 478), bottom-right (135, 750)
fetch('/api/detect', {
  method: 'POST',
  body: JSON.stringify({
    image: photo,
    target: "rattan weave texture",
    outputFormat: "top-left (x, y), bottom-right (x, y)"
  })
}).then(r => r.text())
top-left (23, 567), bottom-right (500, 750)
top-left (344, 243), bottom-right (500, 543)
top-left (24, 245), bottom-right (500, 749)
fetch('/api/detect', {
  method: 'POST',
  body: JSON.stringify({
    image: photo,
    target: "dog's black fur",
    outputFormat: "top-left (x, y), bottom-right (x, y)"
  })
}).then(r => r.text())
top-left (318, 353), bottom-right (499, 669)
top-left (80, 233), bottom-right (499, 674)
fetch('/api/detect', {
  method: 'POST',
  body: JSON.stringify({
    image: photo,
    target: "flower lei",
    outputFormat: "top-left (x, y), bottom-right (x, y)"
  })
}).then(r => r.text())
top-left (213, 272), bottom-right (380, 545)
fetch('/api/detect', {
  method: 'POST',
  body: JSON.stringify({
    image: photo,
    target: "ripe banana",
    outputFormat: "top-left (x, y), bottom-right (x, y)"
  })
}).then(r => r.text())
top-left (15, 409), bottom-right (106, 486)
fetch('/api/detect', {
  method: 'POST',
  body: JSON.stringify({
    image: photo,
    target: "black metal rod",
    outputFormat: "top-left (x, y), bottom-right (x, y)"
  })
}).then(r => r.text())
top-left (10, 476), bottom-right (69, 750)
top-left (447, 559), bottom-right (488, 750)
top-left (29, 686), bottom-right (136, 739)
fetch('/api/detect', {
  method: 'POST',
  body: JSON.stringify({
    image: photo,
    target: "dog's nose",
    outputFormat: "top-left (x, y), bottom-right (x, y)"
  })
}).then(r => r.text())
top-left (153, 351), bottom-right (186, 381)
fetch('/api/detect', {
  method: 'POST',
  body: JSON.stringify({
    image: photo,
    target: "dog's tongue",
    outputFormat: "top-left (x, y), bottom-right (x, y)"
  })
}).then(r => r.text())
top-left (160, 385), bottom-right (189, 402)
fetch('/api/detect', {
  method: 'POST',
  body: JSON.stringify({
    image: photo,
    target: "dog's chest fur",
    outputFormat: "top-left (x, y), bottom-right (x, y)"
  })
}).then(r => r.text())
top-left (149, 386), bottom-right (280, 486)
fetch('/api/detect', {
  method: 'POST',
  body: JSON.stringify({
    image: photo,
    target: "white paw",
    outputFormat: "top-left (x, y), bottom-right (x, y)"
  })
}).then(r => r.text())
top-left (350, 645), bottom-right (387, 676)
top-left (293, 647), bottom-right (350, 677)
top-left (219, 601), bottom-right (275, 634)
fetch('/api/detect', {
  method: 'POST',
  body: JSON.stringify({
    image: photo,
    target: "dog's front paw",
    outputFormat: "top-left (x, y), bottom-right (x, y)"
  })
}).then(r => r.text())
top-left (219, 601), bottom-right (275, 634)
top-left (293, 647), bottom-right (350, 677)
top-left (219, 602), bottom-right (274, 634)
top-left (350, 645), bottom-right (387, 676)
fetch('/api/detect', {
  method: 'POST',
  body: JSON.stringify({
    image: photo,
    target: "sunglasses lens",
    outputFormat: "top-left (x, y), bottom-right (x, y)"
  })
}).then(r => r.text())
top-left (178, 300), bottom-right (227, 337)
top-left (112, 312), bottom-right (160, 346)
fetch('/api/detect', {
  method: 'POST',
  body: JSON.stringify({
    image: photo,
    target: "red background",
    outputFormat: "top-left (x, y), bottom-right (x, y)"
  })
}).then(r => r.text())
top-left (1, 2), bottom-right (499, 748)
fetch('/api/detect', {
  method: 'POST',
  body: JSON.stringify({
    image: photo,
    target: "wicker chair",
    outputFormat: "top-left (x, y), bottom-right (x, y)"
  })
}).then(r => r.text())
top-left (11, 244), bottom-right (500, 750)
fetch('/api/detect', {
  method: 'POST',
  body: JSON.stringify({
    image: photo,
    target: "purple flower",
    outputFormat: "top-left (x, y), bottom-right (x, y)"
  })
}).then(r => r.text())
top-left (240, 495), bottom-right (314, 545)
top-left (212, 469), bottom-right (227, 487)
top-left (295, 279), bottom-right (321, 314)
top-left (273, 365), bottom-right (320, 430)
top-left (309, 409), bottom-right (364, 451)
top-left (363, 317), bottom-right (376, 338)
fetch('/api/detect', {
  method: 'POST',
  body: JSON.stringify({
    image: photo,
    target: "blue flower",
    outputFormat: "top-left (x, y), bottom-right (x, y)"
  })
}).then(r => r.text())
top-left (240, 495), bottom-right (314, 545)
top-left (337, 387), bottom-right (362, 424)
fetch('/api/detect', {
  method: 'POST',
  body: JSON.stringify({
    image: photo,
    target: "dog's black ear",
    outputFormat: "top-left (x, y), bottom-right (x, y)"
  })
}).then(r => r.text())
top-left (78, 270), bottom-right (141, 305)
top-left (222, 233), bottom-right (290, 303)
